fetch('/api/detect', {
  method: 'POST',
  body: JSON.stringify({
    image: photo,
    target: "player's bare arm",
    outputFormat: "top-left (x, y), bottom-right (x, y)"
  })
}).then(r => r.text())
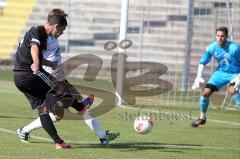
top-left (30, 44), bottom-right (40, 73)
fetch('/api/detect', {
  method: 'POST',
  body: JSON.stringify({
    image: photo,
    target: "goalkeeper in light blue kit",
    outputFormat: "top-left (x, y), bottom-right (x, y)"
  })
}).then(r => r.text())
top-left (191, 26), bottom-right (240, 127)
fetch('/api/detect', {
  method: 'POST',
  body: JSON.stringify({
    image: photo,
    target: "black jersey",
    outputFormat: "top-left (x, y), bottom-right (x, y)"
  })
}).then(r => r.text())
top-left (14, 26), bottom-right (48, 71)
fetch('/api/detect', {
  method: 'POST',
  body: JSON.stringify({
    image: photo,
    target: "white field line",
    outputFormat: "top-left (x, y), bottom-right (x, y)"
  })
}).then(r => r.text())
top-left (0, 127), bottom-right (239, 151)
top-left (0, 128), bottom-right (52, 142)
top-left (118, 105), bottom-right (240, 126)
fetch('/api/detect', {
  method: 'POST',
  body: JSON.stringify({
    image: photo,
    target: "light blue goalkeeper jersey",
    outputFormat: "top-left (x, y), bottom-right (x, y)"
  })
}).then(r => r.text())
top-left (199, 40), bottom-right (240, 73)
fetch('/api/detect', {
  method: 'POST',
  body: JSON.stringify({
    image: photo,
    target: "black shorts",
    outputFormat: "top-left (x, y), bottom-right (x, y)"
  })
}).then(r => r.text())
top-left (14, 71), bottom-right (51, 109)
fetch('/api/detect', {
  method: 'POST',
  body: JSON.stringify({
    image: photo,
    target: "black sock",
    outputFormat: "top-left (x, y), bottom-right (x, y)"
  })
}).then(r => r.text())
top-left (39, 112), bottom-right (63, 144)
top-left (71, 98), bottom-right (84, 111)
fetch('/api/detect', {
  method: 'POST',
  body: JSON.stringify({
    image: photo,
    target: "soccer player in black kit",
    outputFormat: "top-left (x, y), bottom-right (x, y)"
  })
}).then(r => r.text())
top-left (13, 9), bottom-right (72, 149)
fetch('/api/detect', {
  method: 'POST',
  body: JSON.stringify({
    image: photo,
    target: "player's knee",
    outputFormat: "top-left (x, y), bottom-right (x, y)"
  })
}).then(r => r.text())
top-left (202, 88), bottom-right (212, 97)
top-left (54, 105), bottom-right (64, 121)
top-left (37, 104), bottom-right (49, 113)
top-left (54, 114), bottom-right (63, 121)
top-left (228, 86), bottom-right (237, 95)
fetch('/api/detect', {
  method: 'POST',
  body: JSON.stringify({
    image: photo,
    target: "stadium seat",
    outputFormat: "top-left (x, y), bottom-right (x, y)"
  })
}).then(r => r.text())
top-left (0, 0), bottom-right (36, 60)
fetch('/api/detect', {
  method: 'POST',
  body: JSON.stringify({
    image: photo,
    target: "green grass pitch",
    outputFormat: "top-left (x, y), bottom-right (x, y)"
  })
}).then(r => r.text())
top-left (0, 69), bottom-right (239, 159)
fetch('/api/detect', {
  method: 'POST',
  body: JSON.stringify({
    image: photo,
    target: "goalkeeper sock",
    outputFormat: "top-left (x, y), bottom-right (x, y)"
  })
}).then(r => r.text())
top-left (200, 112), bottom-right (206, 120)
top-left (199, 96), bottom-right (209, 118)
top-left (39, 112), bottom-right (63, 144)
top-left (232, 92), bottom-right (240, 107)
top-left (23, 113), bottom-right (57, 133)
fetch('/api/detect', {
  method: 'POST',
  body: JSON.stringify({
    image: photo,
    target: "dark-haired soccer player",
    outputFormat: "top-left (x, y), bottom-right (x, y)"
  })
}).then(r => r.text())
top-left (17, 36), bottom-right (120, 145)
top-left (16, 8), bottom-right (119, 146)
top-left (191, 26), bottom-right (240, 127)
top-left (14, 8), bottom-right (73, 149)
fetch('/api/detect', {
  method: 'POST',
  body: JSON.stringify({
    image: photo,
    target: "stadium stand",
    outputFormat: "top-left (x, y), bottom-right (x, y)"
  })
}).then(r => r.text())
top-left (1, 0), bottom-right (239, 83)
top-left (0, 0), bottom-right (36, 60)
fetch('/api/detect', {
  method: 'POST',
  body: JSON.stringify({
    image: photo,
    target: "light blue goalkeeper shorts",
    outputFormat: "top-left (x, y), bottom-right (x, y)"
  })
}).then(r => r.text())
top-left (207, 70), bottom-right (238, 91)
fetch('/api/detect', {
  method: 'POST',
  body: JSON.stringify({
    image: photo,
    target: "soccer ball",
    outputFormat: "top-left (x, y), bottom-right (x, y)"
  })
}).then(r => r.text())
top-left (134, 115), bottom-right (153, 134)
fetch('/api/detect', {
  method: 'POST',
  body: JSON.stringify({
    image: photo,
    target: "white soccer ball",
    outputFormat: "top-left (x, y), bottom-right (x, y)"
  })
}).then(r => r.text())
top-left (134, 115), bottom-right (153, 134)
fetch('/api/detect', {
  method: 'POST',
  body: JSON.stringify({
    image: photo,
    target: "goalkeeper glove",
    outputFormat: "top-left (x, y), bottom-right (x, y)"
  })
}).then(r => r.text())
top-left (192, 64), bottom-right (205, 90)
top-left (192, 76), bottom-right (205, 89)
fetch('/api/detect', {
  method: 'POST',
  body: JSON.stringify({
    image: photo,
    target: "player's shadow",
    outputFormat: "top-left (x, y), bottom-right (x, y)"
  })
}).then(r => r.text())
top-left (29, 141), bottom-right (201, 152)
top-left (73, 142), bottom-right (201, 152)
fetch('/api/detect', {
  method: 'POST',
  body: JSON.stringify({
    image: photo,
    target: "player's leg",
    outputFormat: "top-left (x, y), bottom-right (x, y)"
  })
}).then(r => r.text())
top-left (200, 85), bottom-right (215, 119)
top-left (83, 110), bottom-right (120, 144)
top-left (17, 102), bottom-right (71, 148)
top-left (37, 103), bottom-right (71, 149)
top-left (15, 74), bottom-right (71, 149)
top-left (56, 80), bottom-right (120, 143)
top-left (191, 86), bottom-right (213, 127)
top-left (230, 88), bottom-right (240, 107)
top-left (83, 109), bottom-right (105, 138)
top-left (17, 85), bottom-right (92, 143)
top-left (191, 71), bottom-right (228, 127)
top-left (229, 86), bottom-right (240, 107)
top-left (17, 112), bottom-right (57, 142)
top-left (63, 82), bottom-right (120, 143)
top-left (58, 81), bottom-right (93, 114)
top-left (229, 74), bottom-right (240, 108)
top-left (70, 94), bottom-right (94, 115)
top-left (17, 109), bottom-right (65, 143)
top-left (17, 92), bottom-right (67, 143)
